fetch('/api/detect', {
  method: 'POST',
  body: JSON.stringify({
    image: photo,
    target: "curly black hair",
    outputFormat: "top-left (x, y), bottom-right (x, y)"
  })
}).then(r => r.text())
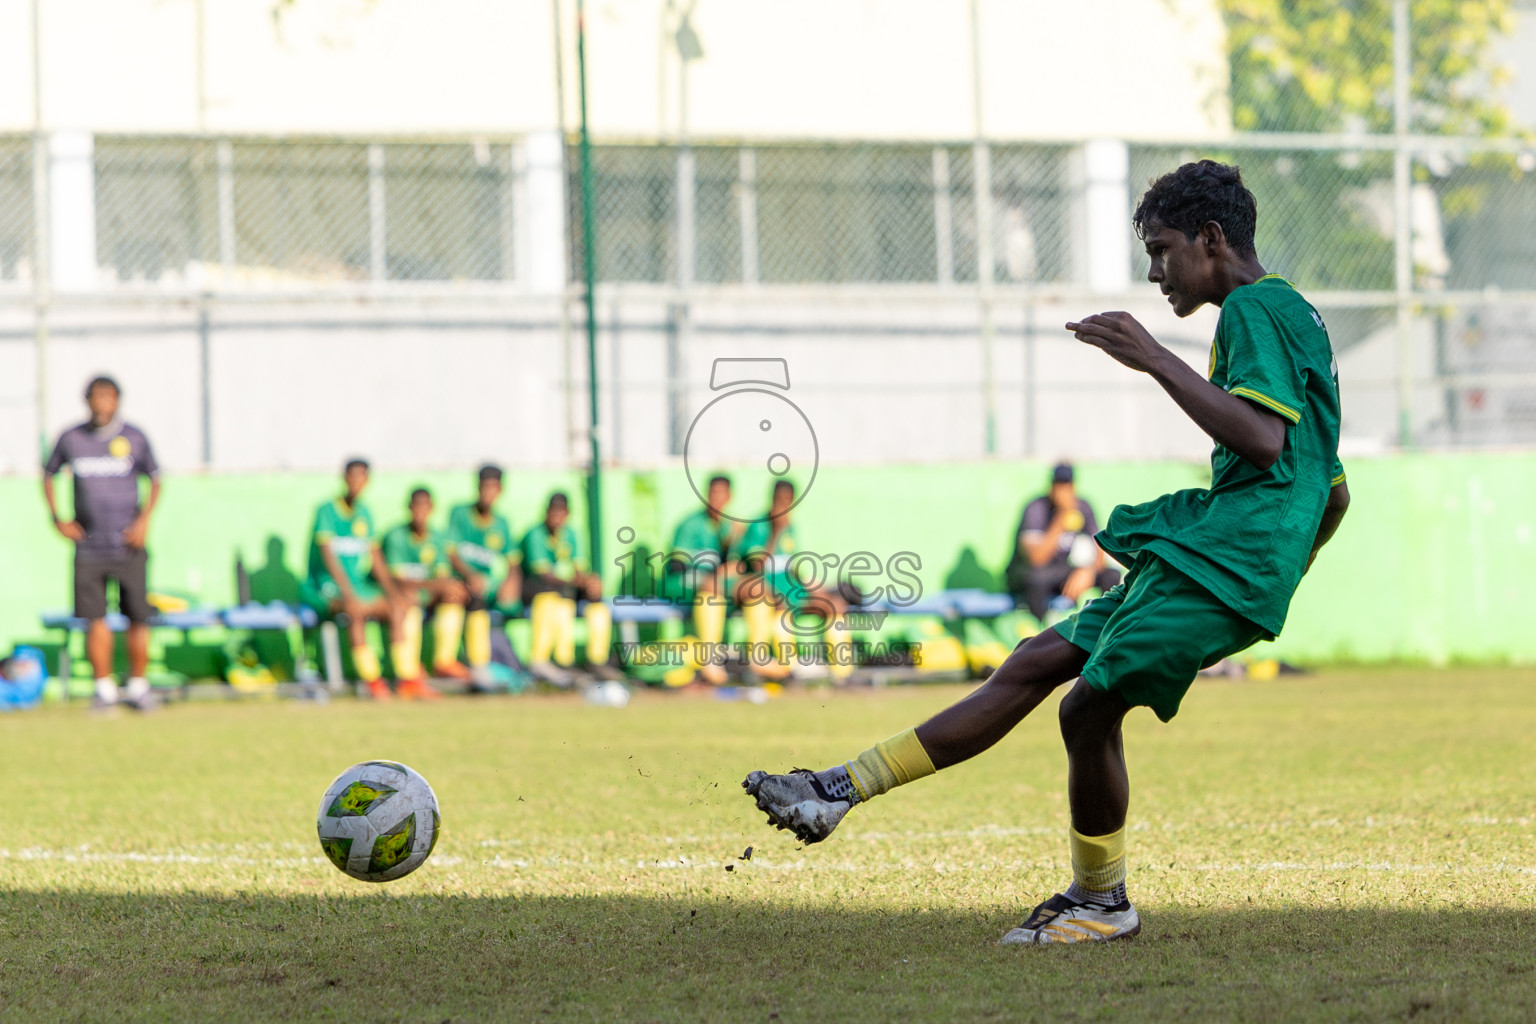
top-left (1132, 160), bottom-right (1257, 256)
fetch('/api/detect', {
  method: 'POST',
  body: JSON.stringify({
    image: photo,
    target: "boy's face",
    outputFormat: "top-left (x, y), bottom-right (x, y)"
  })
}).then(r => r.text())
top-left (707, 480), bottom-right (731, 513)
top-left (478, 478), bottom-right (502, 508)
top-left (1143, 222), bottom-right (1218, 318)
top-left (770, 485), bottom-right (793, 518)
top-left (410, 495), bottom-right (433, 529)
top-left (546, 504), bottom-right (568, 532)
top-left (86, 384), bottom-right (119, 426)
top-left (344, 466), bottom-right (369, 498)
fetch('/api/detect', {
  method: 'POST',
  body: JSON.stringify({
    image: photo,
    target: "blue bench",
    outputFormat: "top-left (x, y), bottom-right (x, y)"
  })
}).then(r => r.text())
top-left (40, 609), bottom-right (222, 698)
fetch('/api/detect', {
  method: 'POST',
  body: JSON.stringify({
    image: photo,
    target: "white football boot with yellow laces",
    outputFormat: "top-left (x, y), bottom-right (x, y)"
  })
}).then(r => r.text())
top-left (999, 892), bottom-right (1141, 945)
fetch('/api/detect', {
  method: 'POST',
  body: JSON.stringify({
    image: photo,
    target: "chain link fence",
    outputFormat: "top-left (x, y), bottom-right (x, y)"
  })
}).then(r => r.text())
top-left (2, 0), bottom-right (1536, 471)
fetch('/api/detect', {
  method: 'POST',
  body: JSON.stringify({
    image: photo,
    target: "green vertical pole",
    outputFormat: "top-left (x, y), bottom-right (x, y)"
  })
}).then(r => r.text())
top-left (575, 0), bottom-right (603, 570)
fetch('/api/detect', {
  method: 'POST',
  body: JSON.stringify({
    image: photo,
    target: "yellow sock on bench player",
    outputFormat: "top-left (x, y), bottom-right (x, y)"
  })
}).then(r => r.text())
top-left (465, 608), bottom-right (492, 668)
top-left (433, 603), bottom-right (465, 670)
top-left (352, 644), bottom-right (382, 683)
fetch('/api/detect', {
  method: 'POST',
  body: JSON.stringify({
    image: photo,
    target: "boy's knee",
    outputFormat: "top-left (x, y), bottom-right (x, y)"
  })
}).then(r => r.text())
top-left (1058, 679), bottom-right (1122, 746)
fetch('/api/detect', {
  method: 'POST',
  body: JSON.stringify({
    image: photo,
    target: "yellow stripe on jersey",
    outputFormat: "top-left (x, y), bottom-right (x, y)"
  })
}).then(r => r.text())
top-left (1229, 386), bottom-right (1301, 423)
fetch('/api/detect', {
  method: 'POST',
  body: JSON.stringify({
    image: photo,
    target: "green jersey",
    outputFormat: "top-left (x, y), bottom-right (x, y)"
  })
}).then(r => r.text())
top-left (1096, 275), bottom-right (1343, 638)
top-left (307, 497), bottom-right (377, 589)
top-left (671, 509), bottom-right (738, 562)
top-left (447, 503), bottom-right (514, 580)
top-left (381, 523), bottom-right (451, 582)
top-left (734, 517), bottom-right (800, 573)
top-left (518, 522), bottom-right (583, 581)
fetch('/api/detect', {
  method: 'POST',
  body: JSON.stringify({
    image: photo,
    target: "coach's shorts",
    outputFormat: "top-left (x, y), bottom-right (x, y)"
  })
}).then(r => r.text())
top-left (299, 577), bottom-right (383, 616)
top-left (1055, 554), bottom-right (1265, 722)
top-left (75, 547), bottom-right (152, 622)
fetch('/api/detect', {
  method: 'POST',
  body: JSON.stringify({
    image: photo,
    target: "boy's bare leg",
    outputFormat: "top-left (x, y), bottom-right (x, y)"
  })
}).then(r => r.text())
top-left (915, 629), bottom-right (1089, 769)
top-left (1059, 679), bottom-right (1132, 837)
top-left (744, 628), bottom-right (1086, 842)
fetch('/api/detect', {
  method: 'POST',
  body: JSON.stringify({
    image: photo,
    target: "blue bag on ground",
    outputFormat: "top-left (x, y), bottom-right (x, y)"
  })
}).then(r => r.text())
top-left (0, 646), bottom-right (49, 710)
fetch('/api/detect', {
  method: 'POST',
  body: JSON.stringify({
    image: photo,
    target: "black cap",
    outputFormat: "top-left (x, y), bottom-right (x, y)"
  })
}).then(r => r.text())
top-left (1051, 462), bottom-right (1074, 484)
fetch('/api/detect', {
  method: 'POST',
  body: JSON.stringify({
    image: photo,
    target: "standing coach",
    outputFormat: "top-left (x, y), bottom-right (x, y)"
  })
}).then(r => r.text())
top-left (42, 376), bottom-right (163, 711)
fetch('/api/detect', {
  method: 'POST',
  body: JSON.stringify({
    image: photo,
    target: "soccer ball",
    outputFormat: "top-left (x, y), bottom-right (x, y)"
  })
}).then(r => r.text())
top-left (316, 760), bottom-right (441, 882)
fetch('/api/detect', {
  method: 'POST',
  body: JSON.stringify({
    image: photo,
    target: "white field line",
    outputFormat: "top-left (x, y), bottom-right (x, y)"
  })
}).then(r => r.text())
top-left (2, 846), bottom-right (1532, 878)
top-left (468, 815), bottom-right (1534, 849)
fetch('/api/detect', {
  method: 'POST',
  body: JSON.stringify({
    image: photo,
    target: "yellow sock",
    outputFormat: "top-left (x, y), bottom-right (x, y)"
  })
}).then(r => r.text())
top-left (391, 641), bottom-right (421, 680)
top-left (402, 605), bottom-right (423, 654)
top-left (464, 609), bottom-right (491, 668)
top-left (530, 592), bottom-right (561, 663)
top-left (695, 597), bottom-right (726, 646)
top-left (433, 604), bottom-right (465, 668)
top-left (742, 600), bottom-right (772, 649)
top-left (554, 596), bottom-right (578, 666)
top-left (352, 644), bottom-right (381, 683)
top-left (392, 606), bottom-right (422, 680)
top-left (1069, 826), bottom-right (1127, 895)
top-left (773, 612), bottom-right (797, 669)
top-left (844, 728), bottom-right (936, 802)
top-left (824, 623), bottom-right (851, 680)
top-left (585, 602), bottom-right (612, 665)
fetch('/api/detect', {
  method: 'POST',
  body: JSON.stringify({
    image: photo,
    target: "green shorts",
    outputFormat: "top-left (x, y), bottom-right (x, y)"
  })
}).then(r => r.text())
top-left (1056, 555), bottom-right (1265, 722)
top-left (299, 577), bottom-right (383, 616)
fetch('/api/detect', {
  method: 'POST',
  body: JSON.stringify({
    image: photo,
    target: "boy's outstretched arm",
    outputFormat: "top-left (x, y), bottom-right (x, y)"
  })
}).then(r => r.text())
top-left (1066, 312), bottom-right (1286, 470)
top-left (1305, 481), bottom-right (1350, 571)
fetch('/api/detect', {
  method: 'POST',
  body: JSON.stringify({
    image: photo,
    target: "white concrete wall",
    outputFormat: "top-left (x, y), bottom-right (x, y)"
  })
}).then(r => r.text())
top-left (3, 292), bottom-right (1239, 475)
top-left (0, 0), bottom-right (1231, 141)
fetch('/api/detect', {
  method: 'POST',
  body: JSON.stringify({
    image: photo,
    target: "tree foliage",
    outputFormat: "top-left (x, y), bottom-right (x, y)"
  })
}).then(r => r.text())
top-left (1219, 0), bottom-right (1516, 135)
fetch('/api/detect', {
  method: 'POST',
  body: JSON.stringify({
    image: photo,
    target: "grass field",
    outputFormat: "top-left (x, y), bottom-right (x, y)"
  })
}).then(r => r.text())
top-left (1, 668), bottom-right (1533, 1023)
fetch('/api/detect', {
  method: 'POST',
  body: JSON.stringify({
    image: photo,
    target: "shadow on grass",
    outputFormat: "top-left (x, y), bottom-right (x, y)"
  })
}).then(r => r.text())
top-left (1, 890), bottom-right (1532, 1023)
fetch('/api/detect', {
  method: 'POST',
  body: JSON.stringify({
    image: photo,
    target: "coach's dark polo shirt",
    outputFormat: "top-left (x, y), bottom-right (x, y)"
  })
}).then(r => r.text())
top-left (43, 418), bottom-right (160, 555)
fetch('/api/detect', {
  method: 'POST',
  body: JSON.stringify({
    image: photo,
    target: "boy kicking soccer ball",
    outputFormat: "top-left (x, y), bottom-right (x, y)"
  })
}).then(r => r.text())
top-left (743, 160), bottom-right (1350, 945)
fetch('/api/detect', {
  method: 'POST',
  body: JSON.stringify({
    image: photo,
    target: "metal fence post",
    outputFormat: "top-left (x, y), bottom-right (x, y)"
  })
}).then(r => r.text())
top-left (738, 147), bottom-right (758, 285)
top-left (368, 143), bottom-right (387, 285)
top-left (1393, 0), bottom-right (1413, 448)
top-left (932, 147), bottom-right (954, 286)
top-left (974, 139), bottom-right (997, 456)
top-left (216, 139), bottom-right (235, 276)
top-left (670, 144), bottom-right (696, 455)
top-left (31, 130), bottom-right (50, 465)
top-left (969, 0), bottom-right (996, 455)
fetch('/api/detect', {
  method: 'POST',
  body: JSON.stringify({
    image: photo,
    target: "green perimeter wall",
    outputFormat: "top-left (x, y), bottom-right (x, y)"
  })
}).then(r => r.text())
top-left (3, 453), bottom-right (1534, 665)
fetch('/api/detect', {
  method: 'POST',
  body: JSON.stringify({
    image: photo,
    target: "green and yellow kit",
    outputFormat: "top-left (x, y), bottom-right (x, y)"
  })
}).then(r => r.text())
top-left (301, 497), bottom-right (380, 611)
top-left (1062, 275), bottom-right (1345, 721)
top-left (381, 523), bottom-right (453, 583)
top-left (447, 503), bottom-right (514, 582)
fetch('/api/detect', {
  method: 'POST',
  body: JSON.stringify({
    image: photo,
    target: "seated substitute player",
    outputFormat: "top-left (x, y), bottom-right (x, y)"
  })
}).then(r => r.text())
top-left (519, 492), bottom-right (617, 681)
top-left (381, 487), bottom-right (471, 686)
top-left (446, 465), bottom-right (520, 681)
top-left (299, 459), bottom-right (431, 701)
top-left (744, 161), bottom-right (1351, 945)
top-left (1004, 462), bottom-right (1122, 620)
top-left (732, 479), bottom-right (853, 682)
top-left (662, 474), bottom-right (743, 685)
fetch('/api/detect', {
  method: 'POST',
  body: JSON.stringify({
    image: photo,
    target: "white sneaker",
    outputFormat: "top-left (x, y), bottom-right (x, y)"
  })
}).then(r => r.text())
top-left (528, 661), bottom-right (577, 689)
top-left (741, 769), bottom-right (852, 844)
top-left (999, 893), bottom-right (1141, 945)
top-left (123, 677), bottom-right (159, 712)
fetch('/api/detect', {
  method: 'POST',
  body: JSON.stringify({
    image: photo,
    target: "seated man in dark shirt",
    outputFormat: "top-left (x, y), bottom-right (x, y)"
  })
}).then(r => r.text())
top-left (1005, 463), bottom-right (1120, 620)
